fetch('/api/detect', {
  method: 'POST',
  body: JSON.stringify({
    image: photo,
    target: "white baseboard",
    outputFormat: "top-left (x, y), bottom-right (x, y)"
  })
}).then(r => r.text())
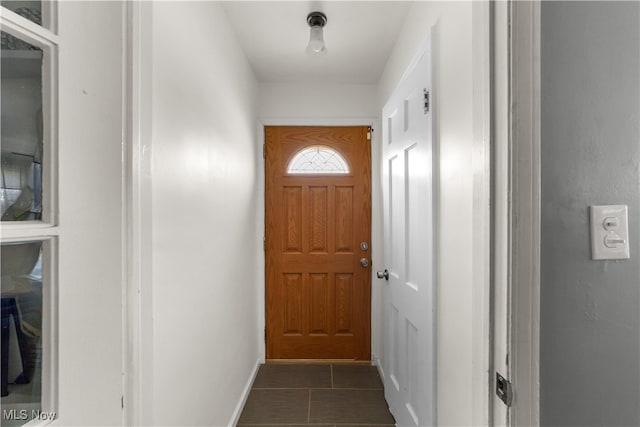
top-left (227, 358), bottom-right (261, 427)
top-left (373, 355), bottom-right (386, 382)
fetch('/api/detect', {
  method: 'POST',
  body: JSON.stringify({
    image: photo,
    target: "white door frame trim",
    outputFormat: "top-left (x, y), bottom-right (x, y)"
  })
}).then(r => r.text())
top-left (491, 1), bottom-right (541, 424)
top-left (509, 1), bottom-right (541, 425)
top-left (125, 1), bottom-right (154, 425)
top-left (256, 118), bottom-right (381, 364)
top-left (471, 1), bottom-right (492, 425)
top-left (491, 0), bottom-right (512, 424)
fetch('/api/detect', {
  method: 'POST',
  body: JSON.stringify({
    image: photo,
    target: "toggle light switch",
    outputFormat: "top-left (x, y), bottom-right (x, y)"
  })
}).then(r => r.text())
top-left (603, 217), bottom-right (619, 231)
top-left (590, 205), bottom-right (630, 260)
top-left (604, 235), bottom-right (625, 248)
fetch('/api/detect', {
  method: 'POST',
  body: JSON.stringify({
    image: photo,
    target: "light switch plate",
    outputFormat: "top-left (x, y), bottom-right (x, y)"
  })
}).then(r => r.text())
top-left (590, 205), bottom-right (630, 260)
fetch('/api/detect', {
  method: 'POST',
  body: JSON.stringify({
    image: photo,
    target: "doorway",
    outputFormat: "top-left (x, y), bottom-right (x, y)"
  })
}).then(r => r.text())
top-left (264, 126), bottom-right (372, 360)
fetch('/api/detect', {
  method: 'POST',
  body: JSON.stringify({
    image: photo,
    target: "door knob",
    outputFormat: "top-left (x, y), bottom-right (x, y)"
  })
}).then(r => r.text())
top-left (360, 258), bottom-right (369, 268)
top-left (376, 269), bottom-right (389, 280)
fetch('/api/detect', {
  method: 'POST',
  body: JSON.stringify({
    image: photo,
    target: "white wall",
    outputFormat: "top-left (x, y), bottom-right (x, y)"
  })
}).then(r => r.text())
top-left (55, 1), bottom-right (126, 424)
top-left (258, 82), bottom-right (378, 119)
top-left (150, 3), bottom-right (259, 425)
top-left (377, 2), bottom-right (482, 425)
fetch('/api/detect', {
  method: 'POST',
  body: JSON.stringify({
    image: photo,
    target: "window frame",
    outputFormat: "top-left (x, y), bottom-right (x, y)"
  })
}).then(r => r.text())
top-left (1, 18), bottom-right (58, 228)
top-left (1, 3), bottom-right (58, 425)
top-left (286, 145), bottom-right (351, 175)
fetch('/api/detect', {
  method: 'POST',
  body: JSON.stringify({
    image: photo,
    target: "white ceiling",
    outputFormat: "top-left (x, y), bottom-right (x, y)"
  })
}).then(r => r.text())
top-left (222, 1), bottom-right (412, 84)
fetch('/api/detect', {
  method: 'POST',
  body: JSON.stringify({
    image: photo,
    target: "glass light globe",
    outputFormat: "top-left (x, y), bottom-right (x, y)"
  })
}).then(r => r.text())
top-left (306, 26), bottom-right (327, 55)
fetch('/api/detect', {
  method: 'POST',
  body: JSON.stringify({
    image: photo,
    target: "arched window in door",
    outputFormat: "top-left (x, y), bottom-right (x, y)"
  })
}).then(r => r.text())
top-left (286, 145), bottom-right (350, 174)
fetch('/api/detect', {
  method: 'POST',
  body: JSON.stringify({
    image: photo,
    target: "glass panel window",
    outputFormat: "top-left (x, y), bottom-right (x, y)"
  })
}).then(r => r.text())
top-left (1, 2), bottom-right (43, 28)
top-left (1, 2), bottom-right (56, 425)
top-left (1, 31), bottom-right (43, 221)
top-left (1, 241), bottom-right (43, 425)
top-left (287, 145), bottom-right (350, 174)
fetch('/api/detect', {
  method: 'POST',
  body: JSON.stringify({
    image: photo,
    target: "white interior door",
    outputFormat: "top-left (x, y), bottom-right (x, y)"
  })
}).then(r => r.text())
top-left (380, 38), bottom-right (435, 427)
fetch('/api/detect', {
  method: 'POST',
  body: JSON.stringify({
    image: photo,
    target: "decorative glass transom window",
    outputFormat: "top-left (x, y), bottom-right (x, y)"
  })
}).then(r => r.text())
top-left (287, 146), bottom-right (350, 174)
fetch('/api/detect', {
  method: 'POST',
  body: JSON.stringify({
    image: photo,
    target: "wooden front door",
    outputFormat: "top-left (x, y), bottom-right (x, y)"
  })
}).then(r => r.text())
top-left (265, 126), bottom-right (372, 360)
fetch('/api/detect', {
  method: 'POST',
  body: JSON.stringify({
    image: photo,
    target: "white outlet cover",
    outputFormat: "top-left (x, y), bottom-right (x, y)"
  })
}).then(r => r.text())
top-left (590, 205), bottom-right (630, 260)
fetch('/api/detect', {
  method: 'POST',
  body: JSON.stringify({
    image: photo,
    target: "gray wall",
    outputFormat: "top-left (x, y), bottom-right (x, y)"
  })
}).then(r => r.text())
top-left (541, 2), bottom-right (640, 426)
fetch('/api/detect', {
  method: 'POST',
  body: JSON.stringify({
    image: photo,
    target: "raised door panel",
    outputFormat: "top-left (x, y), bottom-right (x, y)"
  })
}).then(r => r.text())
top-left (335, 273), bottom-right (354, 335)
top-left (283, 273), bottom-right (303, 335)
top-left (335, 186), bottom-right (354, 253)
top-left (308, 186), bottom-right (328, 253)
top-left (309, 273), bottom-right (328, 335)
top-left (283, 187), bottom-right (303, 253)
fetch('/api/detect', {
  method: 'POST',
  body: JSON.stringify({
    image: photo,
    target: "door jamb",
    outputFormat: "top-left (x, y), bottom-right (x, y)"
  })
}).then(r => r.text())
top-left (491, 1), bottom-right (541, 425)
top-left (509, 1), bottom-right (541, 425)
top-left (471, 1), bottom-right (492, 425)
top-left (256, 118), bottom-right (381, 364)
top-left (490, 0), bottom-right (511, 424)
top-left (125, 2), bottom-right (154, 425)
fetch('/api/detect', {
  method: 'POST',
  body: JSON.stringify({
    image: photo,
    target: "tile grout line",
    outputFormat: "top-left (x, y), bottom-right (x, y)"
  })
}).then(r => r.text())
top-left (330, 364), bottom-right (334, 388)
top-left (307, 388), bottom-right (312, 424)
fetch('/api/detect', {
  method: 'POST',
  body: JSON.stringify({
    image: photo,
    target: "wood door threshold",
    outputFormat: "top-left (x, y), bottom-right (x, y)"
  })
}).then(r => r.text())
top-left (266, 359), bottom-right (372, 365)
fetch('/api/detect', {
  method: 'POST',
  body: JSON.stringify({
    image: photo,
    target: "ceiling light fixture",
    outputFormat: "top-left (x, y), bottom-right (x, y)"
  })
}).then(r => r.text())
top-left (306, 11), bottom-right (327, 55)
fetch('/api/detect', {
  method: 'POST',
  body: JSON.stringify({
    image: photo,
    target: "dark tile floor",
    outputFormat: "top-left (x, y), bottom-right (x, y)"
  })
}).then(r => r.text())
top-left (237, 363), bottom-right (396, 427)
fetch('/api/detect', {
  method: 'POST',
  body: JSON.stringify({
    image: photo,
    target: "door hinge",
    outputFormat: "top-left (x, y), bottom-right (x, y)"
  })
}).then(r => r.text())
top-left (263, 144), bottom-right (266, 159)
top-left (263, 237), bottom-right (266, 252)
top-left (496, 372), bottom-right (513, 407)
top-left (423, 89), bottom-right (430, 114)
top-left (121, 395), bottom-right (124, 409)
top-left (366, 127), bottom-right (374, 141)
top-left (264, 328), bottom-right (267, 342)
